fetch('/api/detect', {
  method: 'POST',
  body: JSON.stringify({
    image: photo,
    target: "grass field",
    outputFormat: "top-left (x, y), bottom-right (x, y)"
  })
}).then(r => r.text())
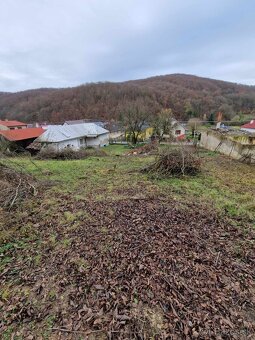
top-left (5, 145), bottom-right (254, 221)
top-left (0, 145), bottom-right (254, 338)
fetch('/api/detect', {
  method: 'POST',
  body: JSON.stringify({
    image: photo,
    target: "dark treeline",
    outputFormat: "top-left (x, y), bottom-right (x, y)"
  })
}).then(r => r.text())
top-left (0, 74), bottom-right (254, 123)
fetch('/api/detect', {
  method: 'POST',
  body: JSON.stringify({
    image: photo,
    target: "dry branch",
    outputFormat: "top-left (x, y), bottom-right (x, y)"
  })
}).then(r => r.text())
top-left (0, 160), bottom-right (38, 209)
top-left (142, 146), bottom-right (201, 177)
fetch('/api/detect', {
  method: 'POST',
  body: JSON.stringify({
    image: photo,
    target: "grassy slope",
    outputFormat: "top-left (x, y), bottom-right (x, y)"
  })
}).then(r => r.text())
top-left (6, 145), bottom-right (254, 222)
top-left (0, 145), bottom-right (254, 337)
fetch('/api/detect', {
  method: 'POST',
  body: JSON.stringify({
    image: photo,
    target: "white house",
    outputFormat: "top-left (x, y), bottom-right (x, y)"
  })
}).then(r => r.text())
top-left (161, 119), bottom-right (187, 140)
top-left (172, 119), bottom-right (187, 138)
top-left (35, 123), bottom-right (109, 151)
top-left (240, 120), bottom-right (255, 134)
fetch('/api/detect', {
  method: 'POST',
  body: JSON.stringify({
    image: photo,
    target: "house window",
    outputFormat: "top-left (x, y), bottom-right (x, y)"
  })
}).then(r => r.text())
top-left (175, 130), bottom-right (181, 135)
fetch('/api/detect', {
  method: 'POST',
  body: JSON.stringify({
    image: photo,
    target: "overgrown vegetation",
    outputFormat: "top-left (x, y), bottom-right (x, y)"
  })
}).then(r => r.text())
top-left (0, 145), bottom-right (254, 338)
top-left (35, 147), bottom-right (107, 160)
top-left (0, 159), bottom-right (38, 209)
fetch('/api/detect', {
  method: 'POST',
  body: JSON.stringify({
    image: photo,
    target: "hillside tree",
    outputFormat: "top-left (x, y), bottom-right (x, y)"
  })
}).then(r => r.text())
top-left (151, 108), bottom-right (174, 142)
top-left (188, 118), bottom-right (202, 136)
top-left (119, 98), bottom-right (156, 144)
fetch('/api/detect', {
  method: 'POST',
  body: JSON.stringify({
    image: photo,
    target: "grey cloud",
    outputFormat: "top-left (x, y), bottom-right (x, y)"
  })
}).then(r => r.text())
top-left (0, 0), bottom-right (254, 91)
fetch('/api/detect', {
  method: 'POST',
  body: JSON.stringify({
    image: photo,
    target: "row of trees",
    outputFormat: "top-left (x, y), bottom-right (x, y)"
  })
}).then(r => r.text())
top-left (1, 74), bottom-right (255, 124)
top-left (118, 97), bottom-right (175, 144)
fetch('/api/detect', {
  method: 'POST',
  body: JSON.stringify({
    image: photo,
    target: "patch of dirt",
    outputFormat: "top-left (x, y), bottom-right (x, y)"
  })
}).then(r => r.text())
top-left (0, 198), bottom-right (255, 338)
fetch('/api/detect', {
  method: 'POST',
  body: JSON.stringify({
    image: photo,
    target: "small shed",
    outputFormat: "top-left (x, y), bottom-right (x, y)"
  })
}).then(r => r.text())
top-left (0, 127), bottom-right (44, 150)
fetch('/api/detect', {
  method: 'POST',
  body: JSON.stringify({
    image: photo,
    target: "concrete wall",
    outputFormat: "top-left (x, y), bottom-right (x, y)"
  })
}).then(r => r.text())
top-left (200, 131), bottom-right (255, 163)
top-left (241, 128), bottom-right (255, 134)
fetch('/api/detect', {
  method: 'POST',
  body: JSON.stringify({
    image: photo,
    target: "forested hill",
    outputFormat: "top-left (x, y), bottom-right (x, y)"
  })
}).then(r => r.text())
top-left (0, 74), bottom-right (254, 123)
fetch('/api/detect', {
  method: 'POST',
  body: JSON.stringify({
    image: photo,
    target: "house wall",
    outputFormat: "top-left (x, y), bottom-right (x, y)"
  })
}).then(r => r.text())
top-left (200, 131), bottom-right (255, 163)
top-left (173, 125), bottom-right (186, 137)
top-left (85, 133), bottom-right (109, 147)
top-left (0, 125), bottom-right (27, 131)
top-left (45, 133), bottom-right (109, 151)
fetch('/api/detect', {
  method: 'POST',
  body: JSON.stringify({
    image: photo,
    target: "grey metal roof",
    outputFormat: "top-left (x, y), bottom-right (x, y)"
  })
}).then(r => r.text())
top-left (36, 123), bottom-right (109, 143)
top-left (64, 119), bottom-right (105, 127)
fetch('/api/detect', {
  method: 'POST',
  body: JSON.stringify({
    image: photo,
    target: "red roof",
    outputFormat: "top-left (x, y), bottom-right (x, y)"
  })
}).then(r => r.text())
top-left (0, 120), bottom-right (27, 127)
top-left (241, 120), bottom-right (255, 129)
top-left (0, 128), bottom-right (44, 141)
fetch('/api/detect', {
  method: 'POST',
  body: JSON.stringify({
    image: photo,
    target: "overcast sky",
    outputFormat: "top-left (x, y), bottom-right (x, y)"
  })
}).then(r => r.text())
top-left (0, 0), bottom-right (255, 92)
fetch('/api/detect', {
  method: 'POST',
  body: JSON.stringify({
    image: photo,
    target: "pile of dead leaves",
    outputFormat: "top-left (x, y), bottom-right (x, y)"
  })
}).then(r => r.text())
top-left (143, 146), bottom-right (202, 177)
top-left (126, 142), bottom-right (158, 156)
top-left (1, 197), bottom-right (254, 338)
top-left (0, 162), bottom-right (38, 209)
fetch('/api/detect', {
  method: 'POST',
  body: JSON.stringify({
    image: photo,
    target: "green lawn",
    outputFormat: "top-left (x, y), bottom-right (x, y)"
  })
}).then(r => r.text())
top-left (5, 145), bottom-right (254, 223)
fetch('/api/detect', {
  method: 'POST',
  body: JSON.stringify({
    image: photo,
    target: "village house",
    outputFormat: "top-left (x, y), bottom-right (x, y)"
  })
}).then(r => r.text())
top-left (64, 119), bottom-right (124, 141)
top-left (161, 119), bottom-right (188, 141)
top-left (0, 127), bottom-right (44, 150)
top-left (64, 119), bottom-right (105, 128)
top-left (35, 123), bottom-right (109, 150)
top-left (240, 119), bottom-right (255, 134)
top-left (0, 120), bottom-right (27, 130)
top-left (172, 120), bottom-right (188, 139)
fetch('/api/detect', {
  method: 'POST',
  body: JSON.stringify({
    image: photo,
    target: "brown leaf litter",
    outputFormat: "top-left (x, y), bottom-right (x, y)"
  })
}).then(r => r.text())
top-left (0, 198), bottom-right (254, 339)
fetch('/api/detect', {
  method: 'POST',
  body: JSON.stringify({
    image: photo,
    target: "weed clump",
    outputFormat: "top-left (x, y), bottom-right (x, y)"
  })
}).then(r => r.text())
top-left (143, 146), bottom-right (201, 177)
top-left (35, 147), bottom-right (107, 160)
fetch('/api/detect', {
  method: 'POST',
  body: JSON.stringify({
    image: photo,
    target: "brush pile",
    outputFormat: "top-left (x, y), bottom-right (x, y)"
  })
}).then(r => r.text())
top-left (143, 146), bottom-right (201, 176)
top-left (35, 147), bottom-right (107, 160)
top-left (0, 162), bottom-right (38, 209)
top-left (126, 142), bottom-right (158, 155)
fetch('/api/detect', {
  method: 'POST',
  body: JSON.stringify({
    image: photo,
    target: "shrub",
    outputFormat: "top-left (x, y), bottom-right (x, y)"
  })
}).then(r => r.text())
top-left (126, 142), bottom-right (159, 155)
top-left (142, 146), bottom-right (201, 177)
top-left (35, 147), bottom-right (107, 160)
top-left (0, 162), bottom-right (38, 209)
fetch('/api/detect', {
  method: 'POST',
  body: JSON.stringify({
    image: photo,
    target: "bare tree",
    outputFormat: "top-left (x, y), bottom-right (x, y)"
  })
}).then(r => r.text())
top-left (119, 98), bottom-right (155, 144)
top-left (151, 108), bottom-right (173, 142)
top-left (187, 118), bottom-right (202, 136)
